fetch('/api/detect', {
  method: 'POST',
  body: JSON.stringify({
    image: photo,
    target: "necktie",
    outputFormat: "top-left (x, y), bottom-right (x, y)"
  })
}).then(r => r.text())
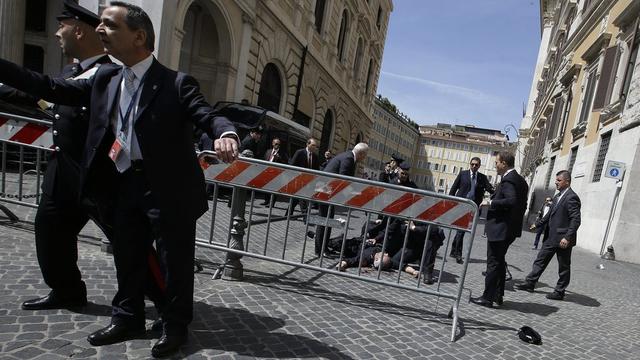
top-left (308, 152), bottom-right (312, 168)
top-left (115, 67), bottom-right (137, 172)
top-left (270, 150), bottom-right (276, 162)
top-left (552, 191), bottom-right (562, 209)
top-left (466, 172), bottom-right (477, 199)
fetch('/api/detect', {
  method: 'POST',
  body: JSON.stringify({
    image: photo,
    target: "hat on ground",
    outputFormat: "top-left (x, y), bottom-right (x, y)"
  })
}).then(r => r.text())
top-left (399, 162), bottom-right (411, 171)
top-left (390, 154), bottom-right (404, 164)
top-left (517, 326), bottom-right (542, 345)
top-left (57, 0), bottom-right (100, 28)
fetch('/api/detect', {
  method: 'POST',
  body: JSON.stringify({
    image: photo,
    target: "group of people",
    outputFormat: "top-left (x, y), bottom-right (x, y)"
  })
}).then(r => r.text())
top-left (0, 1), bottom-right (238, 357)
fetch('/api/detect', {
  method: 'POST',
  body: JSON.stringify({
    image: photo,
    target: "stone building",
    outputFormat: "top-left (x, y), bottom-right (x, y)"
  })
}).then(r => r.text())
top-left (414, 124), bottom-right (509, 192)
top-left (0, 0), bottom-right (393, 163)
top-left (365, 96), bottom-right (420, 181)
top-left (518, 0), bottom-right (640, 263)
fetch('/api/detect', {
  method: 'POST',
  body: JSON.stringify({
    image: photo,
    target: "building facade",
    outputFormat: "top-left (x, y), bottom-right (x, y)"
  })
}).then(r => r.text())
top-left (414, 124), bottom-right (509, 192)
top-left (518, 0), bottom-right (640, 263)
top-left (0, 0), bottom-right (393, 164)
top-left (365, 96), bottom-right (420, 180)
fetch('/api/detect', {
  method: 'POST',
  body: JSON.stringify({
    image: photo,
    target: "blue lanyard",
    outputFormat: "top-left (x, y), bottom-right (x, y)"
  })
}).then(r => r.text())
top-left (118, 70), bottom-right (148, 134)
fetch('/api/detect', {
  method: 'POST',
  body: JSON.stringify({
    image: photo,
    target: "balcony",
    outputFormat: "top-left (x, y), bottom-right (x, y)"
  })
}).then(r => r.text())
top-left (570, 121), bottom-right (587, 140)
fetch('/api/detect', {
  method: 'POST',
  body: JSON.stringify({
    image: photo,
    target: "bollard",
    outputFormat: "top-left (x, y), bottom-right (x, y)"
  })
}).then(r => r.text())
top-left (220, 185), bottom-right (248, 280)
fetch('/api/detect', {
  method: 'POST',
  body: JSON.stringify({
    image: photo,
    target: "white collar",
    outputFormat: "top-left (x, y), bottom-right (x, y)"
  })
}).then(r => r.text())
top-left (79, 54), bottom-right (105, 70)
top-left (503, 168), bottom-right (515, 178)
top-left (126, 54), bottom-right (154, 80)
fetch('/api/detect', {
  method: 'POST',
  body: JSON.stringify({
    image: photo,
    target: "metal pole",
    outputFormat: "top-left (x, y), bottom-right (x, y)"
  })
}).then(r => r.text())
top-left (599, 178), bottom-right (623, 256)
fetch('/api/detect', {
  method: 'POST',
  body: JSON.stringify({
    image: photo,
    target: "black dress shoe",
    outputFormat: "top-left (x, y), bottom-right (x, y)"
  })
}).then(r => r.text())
top-left (495, 296), bottom-right (504, 306)
top-left (151, 318), bottom-right (163, 332)
top-left (546, 291), bottom-right (565, 300)
top-left (151, 333), bottom-right (187, 358)
top-left (470, 297), bottom-right (493, 308)
top-left (87, 324), bottom-right (145, 346)
top-left (516, 282), bottom-right (535, 292)
top-left (423, 272), bottom-right (434, 285)
top-left (456, 256), bottom-right (463, 264)
top-left (22, 293), bottom-right (87, 310)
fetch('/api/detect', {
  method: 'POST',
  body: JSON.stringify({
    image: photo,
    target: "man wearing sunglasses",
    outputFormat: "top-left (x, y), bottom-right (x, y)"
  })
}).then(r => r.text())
top-left (448, 157), bottom-right (494, 263)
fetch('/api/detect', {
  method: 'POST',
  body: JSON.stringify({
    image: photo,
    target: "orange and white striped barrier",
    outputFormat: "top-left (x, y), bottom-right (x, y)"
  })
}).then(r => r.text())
top-left (201, 157), bottom-right (477, 230)
top-left (0, 113), bottom-right (53, 151)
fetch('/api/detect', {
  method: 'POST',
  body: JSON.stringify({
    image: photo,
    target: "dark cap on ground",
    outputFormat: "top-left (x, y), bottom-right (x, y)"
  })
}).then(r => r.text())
top-left (517, 326), bottom-right (542, 345)
top-left (57, 0), bottom-right (100, 28)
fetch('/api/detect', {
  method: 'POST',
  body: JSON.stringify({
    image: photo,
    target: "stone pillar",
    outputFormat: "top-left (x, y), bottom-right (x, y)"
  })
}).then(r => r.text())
top-left (234, 13), bottom-right (254, 102)
top-left (0, 0), bottom-right (26, 64)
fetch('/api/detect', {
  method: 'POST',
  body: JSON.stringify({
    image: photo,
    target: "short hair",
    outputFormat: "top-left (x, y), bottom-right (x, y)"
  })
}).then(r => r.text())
top-left (497, 151), bottom-right (515, 168)
top-left (556, 170), bottom-right (571, 182)
top-left (272, 137), bottom-right (281, 143)
top-left (470, 157), bottom-right (481, 164)
top-left (353, 142), bottom-right (369, 155)
top-left (307, 138), bottom-right (317, 145)
top-left (110, 1), bottom-right (155, 52)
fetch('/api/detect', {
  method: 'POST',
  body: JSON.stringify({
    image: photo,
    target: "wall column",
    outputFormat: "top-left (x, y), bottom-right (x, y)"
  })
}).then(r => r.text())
top-left (0, 0), bottom-right (26, 64)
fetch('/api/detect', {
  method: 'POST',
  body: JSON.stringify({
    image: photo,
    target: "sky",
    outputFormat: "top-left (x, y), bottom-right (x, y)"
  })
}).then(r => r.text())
top-left (377, 1), bottom-right (541, 138)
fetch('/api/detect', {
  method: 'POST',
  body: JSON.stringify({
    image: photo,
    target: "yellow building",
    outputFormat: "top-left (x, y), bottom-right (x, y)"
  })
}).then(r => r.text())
top-left (414, 124), bottom-right (509, 192)
top-left (365, 96), bottom-right (420, 180)
top-left (518, 0), bottom-right (640, 263)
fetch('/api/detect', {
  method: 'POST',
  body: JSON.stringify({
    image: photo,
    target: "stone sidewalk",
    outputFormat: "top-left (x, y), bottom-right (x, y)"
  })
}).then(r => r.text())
top-left (1, 196), bottom-right (640, 359)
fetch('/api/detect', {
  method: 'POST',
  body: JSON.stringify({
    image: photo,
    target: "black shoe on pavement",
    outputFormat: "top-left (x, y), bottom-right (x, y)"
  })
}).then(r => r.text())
top-left (151, 333), bottom-right (187, 358)
top-left (456, 256), bottom-right (463, 264)
top-left (470, 297), bottom-right (493, 308)
top-left (423, 272), bottom-right (434, 285)
top-left (306, 231), bottom-right (315, 238)
top-left (546, 291), bottom-right (565, 300)
top-left (22, 293), bottom-right (87, 310)
top-left (495, 296), bottom-right (504, 306)
top-left (516, 282), bottom-right (535, 293)
top-left (87, 323), bottom-right (145, 346)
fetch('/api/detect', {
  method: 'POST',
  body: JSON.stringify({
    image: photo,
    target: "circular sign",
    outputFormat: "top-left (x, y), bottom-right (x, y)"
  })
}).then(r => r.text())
top-left (609, 168), bottom-right (619, 177)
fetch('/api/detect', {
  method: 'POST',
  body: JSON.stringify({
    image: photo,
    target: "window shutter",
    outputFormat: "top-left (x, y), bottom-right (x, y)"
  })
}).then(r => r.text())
top-left (593, 46), bottom-right (619, 110)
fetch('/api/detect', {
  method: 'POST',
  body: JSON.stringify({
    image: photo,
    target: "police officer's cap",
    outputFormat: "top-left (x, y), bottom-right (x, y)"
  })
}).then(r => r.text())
top-left (399, 163), bottom-right (411, 171)
top-left (250, 125), bottom-right (264, 134)
top-left (390, 154), bottom-right (404, 164)
top-left (517, 326), bottom-right (542, 345)
top-left (57, 0), bottom-right (101, 28)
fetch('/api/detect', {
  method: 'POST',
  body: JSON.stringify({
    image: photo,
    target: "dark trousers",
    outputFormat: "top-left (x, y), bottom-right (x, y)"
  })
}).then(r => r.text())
top-left (345, 245), bottom-right (378, 267)
top-left (314, 204), bottom-right (335, 254)
top-left (35, 192), bottom-right (89, 297)
top-left (450, 230), bottom-right (465, 257)
top-left (288, 199), bottom-right (307, 215)
top-left (533, 227), bottom-right (544, 248)
top-left (525, 243), bottom-right (572, 292)
top-left (111, 168), bottom-right (189, 334)
top-left (482, 239), bottom-right (512, 301)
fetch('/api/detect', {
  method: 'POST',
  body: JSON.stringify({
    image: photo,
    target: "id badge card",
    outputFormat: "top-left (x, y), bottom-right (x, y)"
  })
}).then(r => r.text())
top-left (108, 132), bottom-right (128, 162)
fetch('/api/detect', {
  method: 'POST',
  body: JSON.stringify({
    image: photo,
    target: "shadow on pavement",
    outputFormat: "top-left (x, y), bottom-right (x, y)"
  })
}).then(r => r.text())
top-left (241, 271), bottom-right (515, 334)
top-left (183, 302), bottom-right (354, 359)
top-left (560, 292), bottom-right (601, 307)
top-left (500, 301), bottom-right (559, 316)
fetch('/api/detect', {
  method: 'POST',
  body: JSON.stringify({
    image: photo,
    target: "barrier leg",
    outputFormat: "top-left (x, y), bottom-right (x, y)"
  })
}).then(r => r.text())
top-left (0, 203), bottom-right (19, 222)
top-left (221, 188), bottom-right (247, 280)
top-left (450, 302), bottom-right (459, 342)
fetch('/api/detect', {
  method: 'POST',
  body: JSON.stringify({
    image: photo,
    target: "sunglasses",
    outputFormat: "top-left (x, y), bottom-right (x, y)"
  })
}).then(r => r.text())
top-left (470, 163), bottom-right (480, 167)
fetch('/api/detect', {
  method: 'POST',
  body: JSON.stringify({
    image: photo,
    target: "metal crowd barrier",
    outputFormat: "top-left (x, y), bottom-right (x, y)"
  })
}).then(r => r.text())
top-left (197, 150), bottom-right (480, 342)
top-left (0, 111), bottom-right (53, 220)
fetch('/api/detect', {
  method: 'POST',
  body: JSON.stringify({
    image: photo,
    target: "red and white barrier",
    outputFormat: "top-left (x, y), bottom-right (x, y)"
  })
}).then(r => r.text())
top-left (201, 159), bottom-right (477, 230)
top-left (0, 115), bottom-right (53, 150)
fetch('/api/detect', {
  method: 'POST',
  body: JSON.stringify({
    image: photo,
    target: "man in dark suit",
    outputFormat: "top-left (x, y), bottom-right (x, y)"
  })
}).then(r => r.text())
top-left (448, 157), bottom-right (494, 264)
top-left (240, 126), bottom-right (263, 155)
top-left (517, 170), bottom-right (581, 300)
top-left (0, 2), bottom-right (238, 357)
top-left (314, 143), bottom-right (368, 256)
top-left (471, 152), bottom-right (528, 308)
top-left (288, 138), bottom-right (319, 215)
top-left (319, 150), bottom-right (334, 170)
top-left (260, 137), bottom-right (288, 205)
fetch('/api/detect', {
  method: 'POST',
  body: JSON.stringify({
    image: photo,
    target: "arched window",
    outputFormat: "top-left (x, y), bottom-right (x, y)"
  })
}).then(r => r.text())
top-left (319, 109), bottom-right (334, 158)
top-left (337, 10), bottom-right (349, 61)
top-left (257, 63), bottom-right (282, 113)
top-left (314, 0), bottom-right (327, 33)
top-left (353, 37), bottom-right (364, 80)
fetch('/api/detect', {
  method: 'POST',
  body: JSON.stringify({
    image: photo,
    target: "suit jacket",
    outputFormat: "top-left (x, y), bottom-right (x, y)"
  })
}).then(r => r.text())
top-left (536, 188), bottom-right (581, 247)
top-left (0, 58), bottom-right (236, 221)
top-left (263, 147), bottom-right (288, 164)
top-left (485, 169), bottom-right (529, 242)
top-left (449, 169), bottom-right (494, 206)
top-left (289, 148), bottom-right (319, 170)
top-left (240, 134), bottom-right (259, 155)
top-left (0, 55), bottom-right (111, 202)
top-left (323, 150), bottom-right (356, 176)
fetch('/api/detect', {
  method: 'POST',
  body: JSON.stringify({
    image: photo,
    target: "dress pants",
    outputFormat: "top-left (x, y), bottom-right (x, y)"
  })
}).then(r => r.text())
top-left (482, 239), bottom-right (512, 302)
top-left (450, 230), bottom-right (465, 257)
top-left (111, 166), bottom-right (194, 335)
top-left (525, 242), bottom-right (572, 292)
top-left (35, 192), bottom-right (89, 297)
top-left (314, 204), bottom-right (335, 254)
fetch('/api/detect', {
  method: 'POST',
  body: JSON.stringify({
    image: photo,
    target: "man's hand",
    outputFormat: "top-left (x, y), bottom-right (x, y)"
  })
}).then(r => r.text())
top-left (366, 238), bottom-right (376, 245)
top-left (214, 137), bottom-right (239, 163)
top-left (529, 224), bottom-right (536, 230)
top-left (559, 238), bottom-right (569, 249)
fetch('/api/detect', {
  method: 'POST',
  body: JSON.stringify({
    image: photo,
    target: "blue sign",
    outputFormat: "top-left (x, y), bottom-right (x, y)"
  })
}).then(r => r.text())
top-left (609, 168), bottom-right (619, 177)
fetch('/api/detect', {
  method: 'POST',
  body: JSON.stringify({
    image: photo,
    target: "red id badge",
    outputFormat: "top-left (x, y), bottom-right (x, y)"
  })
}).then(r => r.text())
top-left (108, 135), bottom-right (126, 163)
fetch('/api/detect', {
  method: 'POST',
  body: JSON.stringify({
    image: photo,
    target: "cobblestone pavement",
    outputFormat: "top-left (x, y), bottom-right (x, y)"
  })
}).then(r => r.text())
top-left (1, 183), bottom-right (640, 359)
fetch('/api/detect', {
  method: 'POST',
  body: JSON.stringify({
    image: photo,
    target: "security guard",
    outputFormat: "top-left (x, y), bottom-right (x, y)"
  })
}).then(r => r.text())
top-left (13, 1), bottom-right (165, 311)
